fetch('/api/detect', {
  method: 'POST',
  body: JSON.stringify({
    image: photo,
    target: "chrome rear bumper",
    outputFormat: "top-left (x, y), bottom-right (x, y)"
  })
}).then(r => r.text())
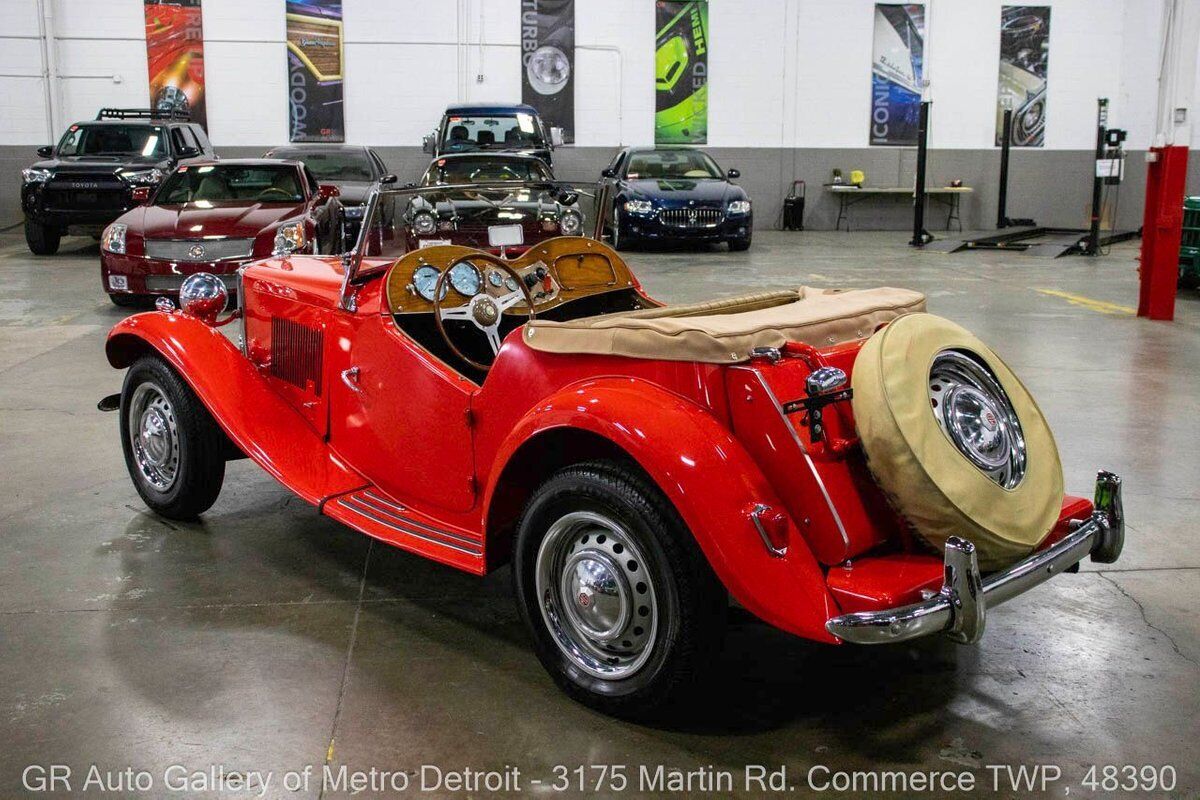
top-left (825, 471), bottom-right (1124, 645)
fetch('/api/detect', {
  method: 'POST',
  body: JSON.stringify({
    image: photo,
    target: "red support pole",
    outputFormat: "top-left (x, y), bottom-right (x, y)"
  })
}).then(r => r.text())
top-left (1138, 145), bottom-right (1189, 320)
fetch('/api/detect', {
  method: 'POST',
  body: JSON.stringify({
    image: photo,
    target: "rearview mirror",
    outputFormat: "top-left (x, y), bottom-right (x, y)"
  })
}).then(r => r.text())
top-left (727, 168), bottom-right (741, 179)
top-left (131, 186), bottom-right (152, 203)
top-left (549, 127), bottom-right (565, 147)
top-left (422, 133), bottom-right (435, 154)
top-left (37, 145), bottom-right (54, 158)
top-left (600, 168), bottom-right (615, 178)
top-left (318, 183), bottom-right (340, 200)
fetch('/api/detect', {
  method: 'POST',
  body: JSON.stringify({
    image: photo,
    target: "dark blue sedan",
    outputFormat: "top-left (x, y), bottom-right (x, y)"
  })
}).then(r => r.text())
top-left (599, 147), bottom-right (752, 251)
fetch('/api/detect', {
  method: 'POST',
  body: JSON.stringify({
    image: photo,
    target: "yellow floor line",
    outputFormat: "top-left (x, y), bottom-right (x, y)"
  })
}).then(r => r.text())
top-left (1036, 289), bottom-right (1135, 315)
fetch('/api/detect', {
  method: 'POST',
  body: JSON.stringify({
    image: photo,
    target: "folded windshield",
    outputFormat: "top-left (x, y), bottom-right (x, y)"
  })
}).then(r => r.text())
top-left (423, 157), bottom-right (552, 185)
top-left (157, 165), bottom-right (305, 204)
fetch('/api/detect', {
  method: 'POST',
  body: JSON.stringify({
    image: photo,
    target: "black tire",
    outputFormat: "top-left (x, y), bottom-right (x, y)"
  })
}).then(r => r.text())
top-left (1179, 270), bottom-right (1200, 290)
top-left (611, 209), bottom-right (632, 251)
top-left (119, 355), bottom-right (226, 520)
top-left (513, 460), bottom-right (726, 717)
top-left (728, 236), bottom-right (752, 252)
top-left (108, 293), bottom-right (147, 308)
top-left (25, 219), bottom-right (61, 255)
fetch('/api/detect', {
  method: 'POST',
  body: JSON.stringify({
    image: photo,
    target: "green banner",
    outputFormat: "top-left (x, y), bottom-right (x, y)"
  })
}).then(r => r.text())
top-left (654, 0), bottom-right (708, 144)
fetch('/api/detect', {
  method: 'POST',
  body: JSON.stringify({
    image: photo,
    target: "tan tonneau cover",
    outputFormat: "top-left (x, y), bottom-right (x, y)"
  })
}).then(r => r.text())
top-left (522, 286), bottom-right (926, 363)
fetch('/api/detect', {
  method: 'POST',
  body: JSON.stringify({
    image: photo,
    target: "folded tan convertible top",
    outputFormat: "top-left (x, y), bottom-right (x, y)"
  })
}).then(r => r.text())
top-left (522, 286), bottom-right (927, 363)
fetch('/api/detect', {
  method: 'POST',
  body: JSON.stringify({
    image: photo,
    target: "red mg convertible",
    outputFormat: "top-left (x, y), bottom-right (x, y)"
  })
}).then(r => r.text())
top-left (103, 183), bottom-right (1124, 715)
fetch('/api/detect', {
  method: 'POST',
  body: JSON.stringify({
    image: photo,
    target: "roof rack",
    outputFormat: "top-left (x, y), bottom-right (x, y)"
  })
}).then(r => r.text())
top-left (95, 108), bottom-right (191, 121)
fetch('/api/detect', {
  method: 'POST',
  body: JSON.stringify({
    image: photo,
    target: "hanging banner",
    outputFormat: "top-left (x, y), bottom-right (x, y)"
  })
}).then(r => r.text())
top-left (520, 0), bottom-right (575, 143)
top-left (869, 4), bottom-right (924, 146)
top-left (144, 0), bottom-right (206, 128)
top-left (286, 0), bottom-right (345, 142)
top-left (654, 0), bottom-right (708, 144)
top-left (996, 6), bottom-right (1050, 147)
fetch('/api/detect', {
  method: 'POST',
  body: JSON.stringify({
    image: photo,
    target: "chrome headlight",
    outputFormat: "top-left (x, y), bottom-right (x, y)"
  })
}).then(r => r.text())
top-left (623, 199), bottom-right (654, 215)
top-left (22, 168), bottom-right (52, 184)
top-left (273, 221), bottom-right (307, 255)
top-left (102, 223), bottom-right (128, 254)
top-left (412, 211), bottom-right (437, 235)
top-left (120, 168), bottom-right (164, 185)
top-left (728, 200), bottom-right (751, 215)
top-left (559, 209), bottom-right (583, 235)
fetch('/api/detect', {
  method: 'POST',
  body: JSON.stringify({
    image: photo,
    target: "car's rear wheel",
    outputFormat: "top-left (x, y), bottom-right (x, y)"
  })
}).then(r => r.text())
top-left (513, 461), bottom-right (726, 717)
top-left (25, 219), bottom-right (61, 255)
top-left (120, 355), bottom-right (226, 520)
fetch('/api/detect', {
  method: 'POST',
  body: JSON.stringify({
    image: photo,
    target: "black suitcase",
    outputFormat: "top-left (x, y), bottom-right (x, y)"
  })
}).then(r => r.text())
top-left (783, 180), bottom-right (805, 230)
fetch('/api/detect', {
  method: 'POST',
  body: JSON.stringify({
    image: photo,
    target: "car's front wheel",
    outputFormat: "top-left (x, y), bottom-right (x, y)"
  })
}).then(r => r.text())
top-left (25, 219), bottom-right (61, 255)
top-left (120, 355), bottom-right (227, 520)
top-left (513, 461), bottom-right (726, 717)
top-left (728, 235), bottom-right (752, 252)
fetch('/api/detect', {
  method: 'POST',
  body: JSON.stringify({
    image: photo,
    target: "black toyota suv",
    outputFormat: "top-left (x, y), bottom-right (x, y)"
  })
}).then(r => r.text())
top-left (20, 108), bottom-right (215, 255)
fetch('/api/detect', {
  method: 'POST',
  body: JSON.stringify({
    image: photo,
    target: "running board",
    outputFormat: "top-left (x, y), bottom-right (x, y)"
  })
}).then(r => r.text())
top-left (323, 487), bottom-right (486, 574)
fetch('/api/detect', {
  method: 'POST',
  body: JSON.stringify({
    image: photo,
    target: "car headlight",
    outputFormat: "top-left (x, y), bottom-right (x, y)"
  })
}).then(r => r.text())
top-left (102, 223), bottom-right (127, 255)
top-left (559, 210), bottom-right (583, 235)
top-left (22, 168), bottom-right (52, 184)
top-left (273, 222), bottom-right (307, 255)
top-left (412, 211), bottom-right (437, 235)
top-left (342, 204), bottom-right (365, 219)
top-left (624, 199), bottom-right (654, 214)
top-left (120, 168), bottom-right (164, 185)
top-left (728, 200), bottom-right (751, 215)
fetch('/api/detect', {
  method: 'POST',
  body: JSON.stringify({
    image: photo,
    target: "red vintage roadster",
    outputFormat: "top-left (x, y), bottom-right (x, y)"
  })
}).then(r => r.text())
top-left (103, 183), bottom-right (1124, 715)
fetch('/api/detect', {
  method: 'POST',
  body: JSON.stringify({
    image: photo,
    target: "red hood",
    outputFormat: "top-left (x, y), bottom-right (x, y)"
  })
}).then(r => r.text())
top-left (137, 201), bottom-right (306, 239)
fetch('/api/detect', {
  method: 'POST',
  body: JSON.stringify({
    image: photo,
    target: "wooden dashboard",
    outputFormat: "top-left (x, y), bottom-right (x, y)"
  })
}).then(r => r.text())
top-left (384, 237), bottom-right (640, 316)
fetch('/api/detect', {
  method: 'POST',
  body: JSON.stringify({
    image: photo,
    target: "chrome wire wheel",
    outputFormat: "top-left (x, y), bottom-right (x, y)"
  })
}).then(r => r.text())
top-left (928, 349), bottom-right (1027, 489)
top-left (535, 510), bottom-right (659, 680)
top-left (127, 382), bottom-right (180, 492)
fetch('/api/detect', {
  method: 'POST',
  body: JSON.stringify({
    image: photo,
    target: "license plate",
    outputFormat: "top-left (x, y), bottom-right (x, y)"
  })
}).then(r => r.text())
top-left (108, 275), bottom-right (128, 290)
top-left (418, 239), bottom-right (452, 249)
top-left (75, 192), bottom-right (97, 204)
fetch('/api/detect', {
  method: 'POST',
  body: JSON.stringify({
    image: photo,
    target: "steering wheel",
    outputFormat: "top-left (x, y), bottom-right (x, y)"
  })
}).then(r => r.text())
top-left (432, 253), bottom-right (537, 372)
top-left (259, 187), bottom-right (295, 200)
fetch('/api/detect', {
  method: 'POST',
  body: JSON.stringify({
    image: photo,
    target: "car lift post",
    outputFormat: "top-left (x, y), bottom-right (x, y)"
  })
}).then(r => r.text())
top-left (997, 109), bottom-right (1012, 229)
top-left (910, 100), bottom-right (931, 247)
top-left (1138, 0), bottom-right (1200, 320)
top-left (1083, 100), bottom-right (1109, 256)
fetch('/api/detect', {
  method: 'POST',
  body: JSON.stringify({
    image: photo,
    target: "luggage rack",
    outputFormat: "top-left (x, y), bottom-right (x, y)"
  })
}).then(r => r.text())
top-left (95, 108), bottom-right (191, 121)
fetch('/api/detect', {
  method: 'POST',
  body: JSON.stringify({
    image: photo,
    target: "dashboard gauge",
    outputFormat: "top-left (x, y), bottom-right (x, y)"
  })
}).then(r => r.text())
top-left (504, 277), bottom-right (519, 292)
top-left (449, 262), bottom-right (483, 296)
top-left (413, 265), bottom-right (446, 301)
top-left (488, 270), bottom-right (504, 288)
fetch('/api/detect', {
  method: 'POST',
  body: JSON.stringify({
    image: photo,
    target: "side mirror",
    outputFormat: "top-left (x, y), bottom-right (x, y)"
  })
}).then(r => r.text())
top-left (380, 173), bottom-right (398, 185)
top-left (131, 186), bottom-right (152, 203)
top-left (37, 145), bottom-right (54, 158)
top-left (422, 134), bottom-right (435, 154)
top-left (318, 183), bottom-right (340, 200)
top-left (727, 168), bottom-right (741, 179)
top-left (178, 146), bottom-right (201, 158)
top-left (556, 189), bottom-right (579, 206)
top-left (600, 167), bottom-right (615, 178)
top-left (549, 126), bottom-right (565, 147)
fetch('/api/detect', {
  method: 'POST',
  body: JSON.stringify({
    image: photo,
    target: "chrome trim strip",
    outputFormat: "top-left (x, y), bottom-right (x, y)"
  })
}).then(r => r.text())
top-left (347, 493), bottom-right (481, 548)
top-left (336, 497), bottom-right (482, 556)
top-left (361, 489), bottom-right (406, 514)
top-left (825, 471), bottom-right (1124, 645)
top-left (731, 366), bottom-right (852, 552)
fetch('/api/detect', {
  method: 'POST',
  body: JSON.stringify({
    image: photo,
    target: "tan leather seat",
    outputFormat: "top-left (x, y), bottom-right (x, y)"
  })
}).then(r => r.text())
top-left (522, 286), bottom-right (926, 363)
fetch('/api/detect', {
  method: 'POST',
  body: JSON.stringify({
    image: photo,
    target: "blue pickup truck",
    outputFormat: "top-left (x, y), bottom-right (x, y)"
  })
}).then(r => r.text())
top-left (423, 103), bottom-right (563, 168)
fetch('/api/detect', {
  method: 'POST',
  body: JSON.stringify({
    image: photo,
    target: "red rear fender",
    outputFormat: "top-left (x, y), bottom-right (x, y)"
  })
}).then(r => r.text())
top-left (106, 312), bottom-right (365, 505)
top-left (484, 378), bottom-right (839, 642)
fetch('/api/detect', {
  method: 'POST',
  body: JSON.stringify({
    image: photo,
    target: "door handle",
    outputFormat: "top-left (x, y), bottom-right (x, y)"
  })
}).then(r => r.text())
top-left (341, 366), bottom-right (363, 393)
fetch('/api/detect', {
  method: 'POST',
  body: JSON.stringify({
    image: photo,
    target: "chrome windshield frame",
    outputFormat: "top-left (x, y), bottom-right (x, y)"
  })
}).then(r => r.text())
top-left (338, 179), bottom-right (602, 312)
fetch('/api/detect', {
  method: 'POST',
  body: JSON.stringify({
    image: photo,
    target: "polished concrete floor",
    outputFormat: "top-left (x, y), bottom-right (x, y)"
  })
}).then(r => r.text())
top-left (1, 230), bottom-right (1197, 798)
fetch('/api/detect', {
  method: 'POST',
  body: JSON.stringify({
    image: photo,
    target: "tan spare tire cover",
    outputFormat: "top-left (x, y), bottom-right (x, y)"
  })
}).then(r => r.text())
top-left (852, 313), bottom-right (1063, 570)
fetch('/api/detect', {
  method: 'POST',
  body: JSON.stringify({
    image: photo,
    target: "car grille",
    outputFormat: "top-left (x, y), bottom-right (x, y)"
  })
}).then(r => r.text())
top-left (144, 239), bottom-right (255, 262)
top-left (1183, 205), bottom-right (1200, 249)
top-left (658, 208), bottom-right (725, 228)
top-left (43, 177), bottom-right (128, 212)
top-left (270, 317), bottom-right (324, 396)
top-left (144, 274), bottom-right (239, 293)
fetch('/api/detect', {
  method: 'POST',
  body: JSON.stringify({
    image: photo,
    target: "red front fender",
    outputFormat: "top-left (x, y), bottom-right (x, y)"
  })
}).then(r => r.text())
top-left (106, 312), bottom-right (364, 505)
top-left (483, 378), bottom-right (839, 642)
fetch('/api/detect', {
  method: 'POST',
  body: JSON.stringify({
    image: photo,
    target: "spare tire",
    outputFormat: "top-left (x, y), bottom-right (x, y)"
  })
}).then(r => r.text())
top-left (851, 313), bottom-right (1063, 570)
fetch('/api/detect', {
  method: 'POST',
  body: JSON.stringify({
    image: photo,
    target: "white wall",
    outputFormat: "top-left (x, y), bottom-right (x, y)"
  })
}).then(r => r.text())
top-left (1, 0), bottom-right (1197, 150)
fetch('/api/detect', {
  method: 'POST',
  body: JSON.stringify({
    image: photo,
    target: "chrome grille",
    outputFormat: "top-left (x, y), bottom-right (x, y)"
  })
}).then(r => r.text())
top-left (144, 238), bottom-right (255, 262)
top-left (269, 317), bottom-right (324, 396)
top-left (145, 274), bottom-right (239, 293)
top-left (658, 208), bottom-right (725, 228)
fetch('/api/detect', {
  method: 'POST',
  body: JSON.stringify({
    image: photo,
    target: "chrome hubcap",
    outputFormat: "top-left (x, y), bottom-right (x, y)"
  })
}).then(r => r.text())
top-left (128, 383), bottom-right (179, 492)
top-left (929, 349), bottom-right (1027, 488)
top-left (535, 511), bottom-right (657, 679)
